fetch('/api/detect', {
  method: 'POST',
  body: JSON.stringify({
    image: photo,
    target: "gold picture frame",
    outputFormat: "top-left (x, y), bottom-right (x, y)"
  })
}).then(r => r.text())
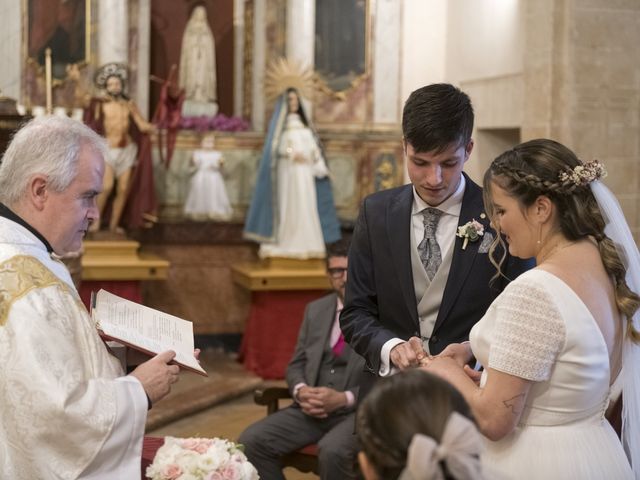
top-left (23, 0), bottom-right (92, 82)
top-left (313, 0), bottom-right (370, 98)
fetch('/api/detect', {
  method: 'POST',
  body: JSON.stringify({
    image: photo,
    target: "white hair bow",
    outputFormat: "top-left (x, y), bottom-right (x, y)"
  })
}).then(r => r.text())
top-left (398, 412), bottom-right (485, 480)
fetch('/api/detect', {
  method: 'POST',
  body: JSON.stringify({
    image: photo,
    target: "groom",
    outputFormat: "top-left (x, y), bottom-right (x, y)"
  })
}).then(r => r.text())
top-left (341, 83), bottom-right (532, 379)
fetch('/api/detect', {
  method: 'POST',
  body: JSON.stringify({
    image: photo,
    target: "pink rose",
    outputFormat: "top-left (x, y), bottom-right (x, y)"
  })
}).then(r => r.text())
top-left (182, 438), bottom-right (213, 454)
top-left (161, 464), bottom-right (182, 480)
top-left (220, 462), bottom-right (242, 480)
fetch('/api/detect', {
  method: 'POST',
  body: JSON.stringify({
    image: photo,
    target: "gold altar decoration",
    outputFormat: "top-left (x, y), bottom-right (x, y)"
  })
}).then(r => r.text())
top-left (264, 57), bottom-right (315, 102)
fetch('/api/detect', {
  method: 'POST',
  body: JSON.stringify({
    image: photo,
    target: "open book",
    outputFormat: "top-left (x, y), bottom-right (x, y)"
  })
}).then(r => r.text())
top-left (91, 289), bottom-right (207, 376)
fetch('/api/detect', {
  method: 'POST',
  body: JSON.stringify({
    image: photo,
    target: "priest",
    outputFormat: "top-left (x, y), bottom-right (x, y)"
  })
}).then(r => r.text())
top-left (0, 116), bottom-right (180, 479)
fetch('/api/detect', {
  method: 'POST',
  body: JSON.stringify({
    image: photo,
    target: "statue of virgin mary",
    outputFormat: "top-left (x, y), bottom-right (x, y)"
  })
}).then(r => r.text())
top-left (179, 6), bottom-right (218, 116)
top-left (243, 59), bottom-right (341, 259)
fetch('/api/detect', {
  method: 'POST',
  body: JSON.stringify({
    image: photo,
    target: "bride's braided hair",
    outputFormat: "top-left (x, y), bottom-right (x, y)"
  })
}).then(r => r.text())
top-left (483, 139), bottom-right (640, 342)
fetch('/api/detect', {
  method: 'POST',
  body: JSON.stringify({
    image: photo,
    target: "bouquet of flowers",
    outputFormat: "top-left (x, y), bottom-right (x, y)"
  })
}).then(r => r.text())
top-left (146, 436), bottom-right (259, 480)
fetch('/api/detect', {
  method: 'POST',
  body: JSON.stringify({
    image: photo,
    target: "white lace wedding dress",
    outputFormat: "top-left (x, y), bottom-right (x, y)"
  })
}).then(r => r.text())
top-left (470, 269), bottom-right (633, 479)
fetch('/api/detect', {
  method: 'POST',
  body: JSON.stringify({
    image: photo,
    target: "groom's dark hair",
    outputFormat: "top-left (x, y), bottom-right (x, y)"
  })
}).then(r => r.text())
top-left (402, 83), bottom-right (474, 154)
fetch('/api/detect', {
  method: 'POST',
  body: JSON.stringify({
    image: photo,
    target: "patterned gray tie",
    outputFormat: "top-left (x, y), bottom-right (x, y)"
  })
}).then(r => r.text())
top-left (418, 208), bottom-right (443, 280)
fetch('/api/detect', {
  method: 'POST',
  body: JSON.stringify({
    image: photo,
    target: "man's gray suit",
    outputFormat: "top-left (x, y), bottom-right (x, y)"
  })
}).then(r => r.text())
top-left (239, 293), bottom-right (366, 480)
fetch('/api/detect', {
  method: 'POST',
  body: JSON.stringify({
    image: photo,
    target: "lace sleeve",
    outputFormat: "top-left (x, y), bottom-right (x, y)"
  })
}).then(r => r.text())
top-left (488, 278), bottom-right (566, 381)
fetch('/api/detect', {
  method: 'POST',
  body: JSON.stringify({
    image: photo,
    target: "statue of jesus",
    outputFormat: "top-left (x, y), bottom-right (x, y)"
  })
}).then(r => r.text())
top-left (84, 63), bottom-right (156, 233)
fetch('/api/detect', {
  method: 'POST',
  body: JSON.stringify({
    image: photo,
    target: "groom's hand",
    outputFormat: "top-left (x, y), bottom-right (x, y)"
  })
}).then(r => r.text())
top-left (390, 336), bottom-right (427, 370)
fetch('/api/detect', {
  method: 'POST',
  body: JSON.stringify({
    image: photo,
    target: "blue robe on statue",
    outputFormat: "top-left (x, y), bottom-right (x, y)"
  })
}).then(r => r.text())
top-left (243, 92), bottom-right (341, 249)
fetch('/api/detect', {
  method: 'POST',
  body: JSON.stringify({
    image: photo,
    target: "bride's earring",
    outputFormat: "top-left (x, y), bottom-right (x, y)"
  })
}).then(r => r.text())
top-left (536, 224), bottom-right (543, 257)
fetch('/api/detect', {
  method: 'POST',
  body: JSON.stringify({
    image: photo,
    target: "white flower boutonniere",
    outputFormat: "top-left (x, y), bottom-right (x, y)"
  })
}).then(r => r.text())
top-left (457, 219), bottom-right (485, 250)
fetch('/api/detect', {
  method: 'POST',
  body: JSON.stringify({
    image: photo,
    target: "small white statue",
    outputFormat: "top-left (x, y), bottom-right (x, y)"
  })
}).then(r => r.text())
top-left (183, 135), bottom-right (232, 220)
top-left (179, 6), bottom-right (218, 117)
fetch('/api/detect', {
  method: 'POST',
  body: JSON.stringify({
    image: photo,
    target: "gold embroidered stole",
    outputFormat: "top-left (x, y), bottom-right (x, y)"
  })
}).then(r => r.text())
top-left (0, 255), bottom-right (77, 326)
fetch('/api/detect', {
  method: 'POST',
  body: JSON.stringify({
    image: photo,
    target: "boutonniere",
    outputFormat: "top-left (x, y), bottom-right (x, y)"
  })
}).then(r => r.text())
top-left (456, 219), bottom-right (485, 250)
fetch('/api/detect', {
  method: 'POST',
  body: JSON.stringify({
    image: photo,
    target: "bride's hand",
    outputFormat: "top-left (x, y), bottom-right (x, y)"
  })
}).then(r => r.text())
top-left (463, 364), bottom-right (482, 386)
top-left (438, 342), bottom-right (473, 367)
top-left (419, 355), bottom-right (461, 382)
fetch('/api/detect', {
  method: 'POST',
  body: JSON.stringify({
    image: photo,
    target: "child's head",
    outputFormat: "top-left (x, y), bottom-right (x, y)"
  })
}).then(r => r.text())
top-left (357, 370), bottom-right (483, 480)
top-left (201, 134), bottom-right (215, 149)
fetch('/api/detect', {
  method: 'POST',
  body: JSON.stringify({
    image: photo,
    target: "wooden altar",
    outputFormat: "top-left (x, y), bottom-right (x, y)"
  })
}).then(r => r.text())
top-left (79, 239), bottom-right (169, 309)
top-left (232, 259), bottom-right (331, 379)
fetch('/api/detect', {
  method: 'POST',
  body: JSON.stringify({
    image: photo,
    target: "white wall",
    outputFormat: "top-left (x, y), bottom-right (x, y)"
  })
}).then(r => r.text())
top-left (401, 0), bottom-right (448, 104)
top-left (445, 0), bottom-right (523, 84)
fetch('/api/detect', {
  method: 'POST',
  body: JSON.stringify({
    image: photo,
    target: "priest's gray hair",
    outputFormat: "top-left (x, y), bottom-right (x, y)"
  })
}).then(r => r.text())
top-left (0, 116), bottom-right (107, 206)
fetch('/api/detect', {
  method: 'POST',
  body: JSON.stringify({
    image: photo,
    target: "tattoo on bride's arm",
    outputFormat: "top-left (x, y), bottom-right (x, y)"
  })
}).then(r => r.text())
top-left (502, 393), bottom-right (525, 415)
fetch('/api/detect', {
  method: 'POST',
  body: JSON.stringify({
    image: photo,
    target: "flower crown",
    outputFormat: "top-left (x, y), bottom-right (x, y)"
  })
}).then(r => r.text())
top-left (558, 159), bottom-right (607, 186)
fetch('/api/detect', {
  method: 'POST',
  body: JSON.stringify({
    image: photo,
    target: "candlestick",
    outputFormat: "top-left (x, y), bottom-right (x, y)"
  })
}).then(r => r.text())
top-left (45, 48), bottom-right (52, 114)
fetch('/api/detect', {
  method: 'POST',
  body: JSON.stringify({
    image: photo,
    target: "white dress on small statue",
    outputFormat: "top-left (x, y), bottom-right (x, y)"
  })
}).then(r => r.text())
top-left (470, 269), bottom-right (633, 479)
top-left (259, 113), bottom-right (328, 259)
top-left (183, 150), bottom-right (232, 220)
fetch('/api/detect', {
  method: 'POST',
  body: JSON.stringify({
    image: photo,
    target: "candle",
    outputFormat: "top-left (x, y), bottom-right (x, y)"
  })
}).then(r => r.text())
top-left (45, 48), bottom-right (52, 114)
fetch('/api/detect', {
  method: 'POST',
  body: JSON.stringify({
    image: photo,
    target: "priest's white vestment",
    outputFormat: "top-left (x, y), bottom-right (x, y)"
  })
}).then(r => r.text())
top-left (0, 216), bottom-right (148, 479)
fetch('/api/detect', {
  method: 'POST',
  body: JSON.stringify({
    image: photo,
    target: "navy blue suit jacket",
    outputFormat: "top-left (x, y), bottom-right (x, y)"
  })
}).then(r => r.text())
top-left (340, 174), bottom-right (533, 373)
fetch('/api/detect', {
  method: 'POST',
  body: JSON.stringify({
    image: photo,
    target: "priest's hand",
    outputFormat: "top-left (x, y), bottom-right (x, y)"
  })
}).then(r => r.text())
top-left (130, 350), bottom-right (180, 404)
top-left (390, 336), bottom-right (427, 370)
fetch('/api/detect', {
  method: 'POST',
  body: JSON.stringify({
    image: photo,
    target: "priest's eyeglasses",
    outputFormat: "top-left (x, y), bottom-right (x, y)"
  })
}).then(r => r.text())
top-left (327, 267), bottom-right (347, 278)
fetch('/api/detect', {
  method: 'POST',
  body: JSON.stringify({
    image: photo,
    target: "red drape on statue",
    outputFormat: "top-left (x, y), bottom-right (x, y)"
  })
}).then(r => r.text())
top-left (152, 67), bottom-right (184, 168)
top-left (122, 134), bottom-right (157, 229)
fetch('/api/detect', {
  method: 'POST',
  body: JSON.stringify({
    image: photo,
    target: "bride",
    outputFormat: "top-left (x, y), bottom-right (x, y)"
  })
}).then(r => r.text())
top-left (423, 139), bottom-right (639, 479)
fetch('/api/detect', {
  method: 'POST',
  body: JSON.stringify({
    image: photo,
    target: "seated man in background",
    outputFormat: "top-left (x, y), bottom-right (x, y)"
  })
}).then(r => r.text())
top-left (0, 116), bottom-right (180, 479)
top-left (239, 239), bottom-right (365, 480)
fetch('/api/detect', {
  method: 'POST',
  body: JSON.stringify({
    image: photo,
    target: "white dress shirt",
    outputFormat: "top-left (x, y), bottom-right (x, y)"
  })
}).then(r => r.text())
top-left (379, 175), bottom-right (466, 376)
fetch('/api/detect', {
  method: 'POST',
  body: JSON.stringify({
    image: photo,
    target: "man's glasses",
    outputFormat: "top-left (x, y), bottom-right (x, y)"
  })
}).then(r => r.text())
top-left (327, 267), bottom-right (347, 279)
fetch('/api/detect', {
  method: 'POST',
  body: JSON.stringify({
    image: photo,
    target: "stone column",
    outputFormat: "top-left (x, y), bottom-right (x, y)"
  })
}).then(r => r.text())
top-left (251, 0), bottom-right (267, 131)
top-left (0, 1), bottom-right (21, 101)
top-left (286, 0), bottom-right (315, 114)
top-left (286, 0), bottom-right (315, 66)
top-left (135, 0), bottom-right (151, 114)
top-left (98, 0), bottom-right (128, 65)
top-left (233, 0), bottom-right (245, 117)
top-left (373, 0), bottom-right (402, 125)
